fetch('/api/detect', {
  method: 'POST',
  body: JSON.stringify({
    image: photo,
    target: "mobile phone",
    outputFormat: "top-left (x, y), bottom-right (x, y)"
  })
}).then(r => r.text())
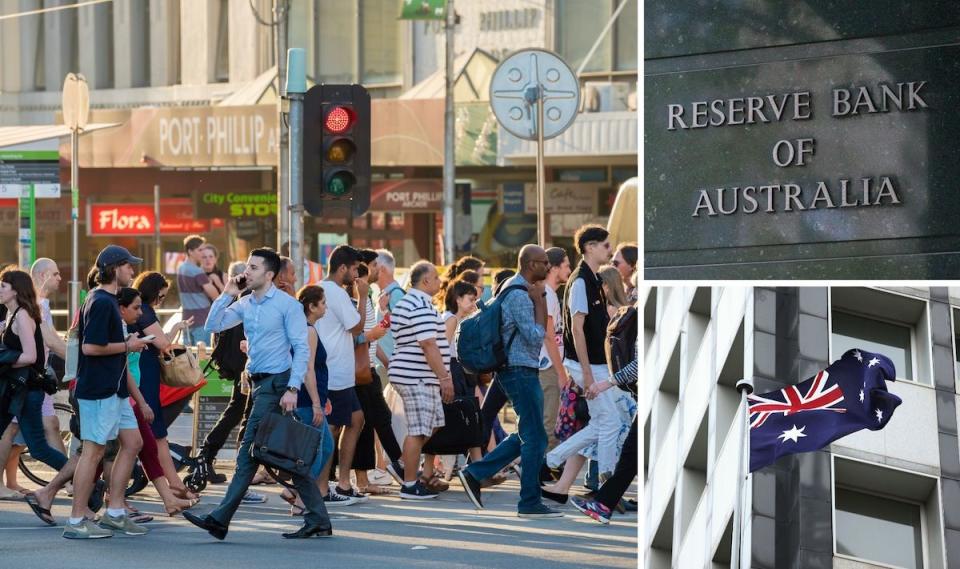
top-left (236, 275), bottom-right (247, 289)
top-left (140, 334), bottom-right (156, 342)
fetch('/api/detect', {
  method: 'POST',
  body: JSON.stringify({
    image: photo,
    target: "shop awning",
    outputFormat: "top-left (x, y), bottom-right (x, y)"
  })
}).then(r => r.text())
top-left (496, 111), bottom-right (638, 165)
top-left (400, 48), bottom-right (498, 102)
top-left (0, 123), bottom-right (119, 149)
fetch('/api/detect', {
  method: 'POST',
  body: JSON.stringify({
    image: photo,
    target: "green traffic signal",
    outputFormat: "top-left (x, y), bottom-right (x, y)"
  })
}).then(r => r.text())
top-left (326, 171), bottom-right (356, 196)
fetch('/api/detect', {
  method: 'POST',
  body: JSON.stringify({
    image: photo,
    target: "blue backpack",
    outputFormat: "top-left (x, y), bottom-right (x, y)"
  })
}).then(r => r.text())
top-left (455, 284), bottom-right (528, 375)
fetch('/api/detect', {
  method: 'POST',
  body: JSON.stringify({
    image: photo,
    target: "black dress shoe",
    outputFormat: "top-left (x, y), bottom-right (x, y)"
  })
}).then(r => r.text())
top-left (540, 487), bottom-right (569, 505)
top-left (182, 510), bottom-right (228, 540)
top-left (282, 524), bottom-right (333, 539)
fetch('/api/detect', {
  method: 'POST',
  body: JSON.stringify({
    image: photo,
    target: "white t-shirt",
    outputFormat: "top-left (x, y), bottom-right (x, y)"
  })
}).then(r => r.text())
top-left (315, 281), bottom-right (361, 391)
top-left (563, 278), bottom-right (609, 380)
top-left (538, 285), bottom-right (563, 370)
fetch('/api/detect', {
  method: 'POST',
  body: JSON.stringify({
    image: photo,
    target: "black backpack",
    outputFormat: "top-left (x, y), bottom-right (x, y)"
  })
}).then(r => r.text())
top-left (209, 324), bottom-right (247, 381)
top-left (605, 305), bottom-right (637, 377)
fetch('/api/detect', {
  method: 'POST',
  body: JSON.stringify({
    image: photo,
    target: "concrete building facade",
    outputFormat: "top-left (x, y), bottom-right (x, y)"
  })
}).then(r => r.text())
top-left (644, 286), bottom-right (960, 569)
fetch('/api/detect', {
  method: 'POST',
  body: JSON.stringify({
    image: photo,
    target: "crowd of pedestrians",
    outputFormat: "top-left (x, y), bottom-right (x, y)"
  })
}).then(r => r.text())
top-left (0, 228), bottom-right (638, 540)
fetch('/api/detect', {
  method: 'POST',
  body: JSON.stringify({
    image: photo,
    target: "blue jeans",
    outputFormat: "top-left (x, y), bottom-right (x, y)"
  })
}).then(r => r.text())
top-left (17, 390), bottom-right (68, 471)
top-left (464, 366), bottom-right (547, 512)
top-left (210, 371), bottom-right (330, 529)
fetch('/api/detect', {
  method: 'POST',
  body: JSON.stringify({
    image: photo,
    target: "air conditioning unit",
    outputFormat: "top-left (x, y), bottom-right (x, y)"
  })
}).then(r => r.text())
top-left (582, 81), bottom-right (630, 112)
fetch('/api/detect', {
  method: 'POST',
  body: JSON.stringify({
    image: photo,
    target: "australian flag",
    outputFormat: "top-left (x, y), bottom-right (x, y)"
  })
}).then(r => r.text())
top-left (749, 349), bottom-right (902, 472)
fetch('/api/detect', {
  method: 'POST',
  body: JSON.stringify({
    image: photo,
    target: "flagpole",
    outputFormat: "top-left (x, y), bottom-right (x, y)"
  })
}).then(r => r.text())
top-left (732, 377), bottom-right (754, 569)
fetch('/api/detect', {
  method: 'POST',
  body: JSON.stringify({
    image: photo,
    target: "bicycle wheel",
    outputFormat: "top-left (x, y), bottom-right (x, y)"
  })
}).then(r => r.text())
top-left (125, 463), bottom-right (149, 496)
top-left (18, 402), bottom-right (75, 487)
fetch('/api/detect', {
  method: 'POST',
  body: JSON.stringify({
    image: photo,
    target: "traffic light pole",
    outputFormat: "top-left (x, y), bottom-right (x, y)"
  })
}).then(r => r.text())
top-left (275, 0), bottom-right (289, 252)
top-left (441, 0), bottom-right (456, 266)
top-left (287, 48), bottom-right (306, 288)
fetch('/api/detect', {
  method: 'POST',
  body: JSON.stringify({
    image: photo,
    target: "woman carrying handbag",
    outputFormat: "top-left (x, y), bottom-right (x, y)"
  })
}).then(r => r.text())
top-left (132, 272), bottom-right (198, 502)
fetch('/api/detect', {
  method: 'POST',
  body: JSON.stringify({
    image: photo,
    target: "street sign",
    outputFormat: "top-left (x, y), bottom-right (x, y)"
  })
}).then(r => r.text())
top-left (0, 150), bottom-right (61, 198)
top-left (489, 49), bottom-right (580, 141)
top-left (61, 73), bottom-right (89, 131)
top-left (400, 0), bottom-right (446, 20)
top-left (489, 49), bottom-right (580, 246)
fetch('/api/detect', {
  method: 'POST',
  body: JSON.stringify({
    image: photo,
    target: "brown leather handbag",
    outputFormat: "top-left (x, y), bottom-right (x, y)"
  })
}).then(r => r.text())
top-left (355, 343), bottom-right (372, 386)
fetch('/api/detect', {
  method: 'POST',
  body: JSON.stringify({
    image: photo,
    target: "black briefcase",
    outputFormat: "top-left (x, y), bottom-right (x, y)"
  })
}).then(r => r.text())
top-left (423, 396), bottom-right (484, 455)
top-left (250, 411), bottom-right (321, 479)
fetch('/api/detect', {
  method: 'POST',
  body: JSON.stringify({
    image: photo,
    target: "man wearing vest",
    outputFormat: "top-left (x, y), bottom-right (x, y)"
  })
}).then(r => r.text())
top-left (545, 225), bottom-right (622, 481)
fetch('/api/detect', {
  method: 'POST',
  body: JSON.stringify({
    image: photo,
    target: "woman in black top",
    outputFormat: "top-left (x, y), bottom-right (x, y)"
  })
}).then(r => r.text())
top-left (0, 268), bottom-right (66, 472)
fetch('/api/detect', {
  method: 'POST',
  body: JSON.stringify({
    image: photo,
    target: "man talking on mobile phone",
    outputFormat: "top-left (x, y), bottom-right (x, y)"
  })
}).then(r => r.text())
top-left (183, 247), bottom-right (332, 540)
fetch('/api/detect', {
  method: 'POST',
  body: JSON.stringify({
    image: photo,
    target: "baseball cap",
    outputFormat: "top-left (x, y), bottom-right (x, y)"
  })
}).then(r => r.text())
top-left (96, 245), bottom-right (143, 269)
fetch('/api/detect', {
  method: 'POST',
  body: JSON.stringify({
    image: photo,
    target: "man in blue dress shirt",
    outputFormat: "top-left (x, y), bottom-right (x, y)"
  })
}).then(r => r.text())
top-left (183, 248), bottom-right (331, 539)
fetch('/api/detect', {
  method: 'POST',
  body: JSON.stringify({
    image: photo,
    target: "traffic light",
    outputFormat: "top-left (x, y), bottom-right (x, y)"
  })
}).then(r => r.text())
top-left (303, 84), bottom-right (371, 217)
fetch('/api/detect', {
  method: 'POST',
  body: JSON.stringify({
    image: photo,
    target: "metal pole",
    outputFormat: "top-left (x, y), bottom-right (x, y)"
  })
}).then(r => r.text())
top-left (441, 0), bottom-right (455, 266)
top-left (153, 184), bottom-right (161, 270)
top-left (69, 128), bottom-right (80, 324)
top-left (275, 0), bottom-right (289, 252)
top-left (286, 48), bottom-right (306, 288)
top-left (732, 378), bottom-right (754, 569)
top-left (536, 86), bottom-right (546, 246)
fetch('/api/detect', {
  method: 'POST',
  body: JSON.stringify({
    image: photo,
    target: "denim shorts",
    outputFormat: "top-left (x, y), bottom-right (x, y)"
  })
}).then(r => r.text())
top-left (78, 396), bottom-right (138, 445)
top-left (294, 407), bottom-right (335, 480)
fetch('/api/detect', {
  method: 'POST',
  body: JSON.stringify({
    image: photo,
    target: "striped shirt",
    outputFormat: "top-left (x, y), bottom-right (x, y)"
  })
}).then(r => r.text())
top-left (388, 287), bottom-right (450, 386)
top-left (177, 261), bottom-right (212, 325)
top-left (361, 291), bottom-right (378, 366)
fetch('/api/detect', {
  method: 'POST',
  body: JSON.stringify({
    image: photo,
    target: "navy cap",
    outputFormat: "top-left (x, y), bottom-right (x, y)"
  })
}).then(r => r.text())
top-left (96, 245), bottom-right (143, 269)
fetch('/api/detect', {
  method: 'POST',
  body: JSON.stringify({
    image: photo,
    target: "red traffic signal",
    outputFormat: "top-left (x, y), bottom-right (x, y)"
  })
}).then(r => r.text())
top-left (324, 106), bottom-right (355, 134)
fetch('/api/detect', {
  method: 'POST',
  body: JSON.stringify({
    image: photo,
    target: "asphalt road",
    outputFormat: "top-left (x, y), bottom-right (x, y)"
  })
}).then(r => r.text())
top-left (0, 469), bottom-right (638, 569)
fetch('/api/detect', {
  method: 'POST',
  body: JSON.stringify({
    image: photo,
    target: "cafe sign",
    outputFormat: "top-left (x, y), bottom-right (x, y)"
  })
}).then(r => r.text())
top-left (523, 182), bottom-right (598, 215)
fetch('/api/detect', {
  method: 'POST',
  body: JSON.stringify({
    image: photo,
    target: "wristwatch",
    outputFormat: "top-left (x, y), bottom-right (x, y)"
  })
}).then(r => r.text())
top-left (286, 386), bottom-right (299, 393)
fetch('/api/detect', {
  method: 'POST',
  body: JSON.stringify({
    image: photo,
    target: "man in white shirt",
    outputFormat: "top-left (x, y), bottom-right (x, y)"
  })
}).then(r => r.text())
top-left (547, 225), bottom-right (624, 480)
top-left (539, 248), bottom-right (571, 451)
top-left (315, 245), bottom-right (367, 504)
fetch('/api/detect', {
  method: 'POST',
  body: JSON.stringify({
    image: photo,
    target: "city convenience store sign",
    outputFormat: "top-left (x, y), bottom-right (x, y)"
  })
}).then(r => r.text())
top-left (665, 82), bottom-right (928, 218)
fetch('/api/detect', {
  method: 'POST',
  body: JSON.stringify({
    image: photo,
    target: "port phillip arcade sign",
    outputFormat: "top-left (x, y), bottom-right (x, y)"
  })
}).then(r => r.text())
top-left (645, 44), bottom-right (960, 261)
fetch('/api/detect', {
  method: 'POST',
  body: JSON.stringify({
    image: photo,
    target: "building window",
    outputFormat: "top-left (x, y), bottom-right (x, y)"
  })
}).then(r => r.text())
top-left (361, 0), bottom-right (401, 84)
top-left (832, 311), bottom-right (913, 381)
top-left (317, 0), bottom-right (402, 86)
top-left (829, 288), bottom-right (930, 384)
top-left (215, 0), bottom-right (229, 82)
top-left (318, 0), bottom-right (356, 84)
top-left (833, 457), bottom-right (941, 569)
top-left (835, 488), bottom-right (923, 569)
top-left (556, 0), bottom-right (637, 74)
